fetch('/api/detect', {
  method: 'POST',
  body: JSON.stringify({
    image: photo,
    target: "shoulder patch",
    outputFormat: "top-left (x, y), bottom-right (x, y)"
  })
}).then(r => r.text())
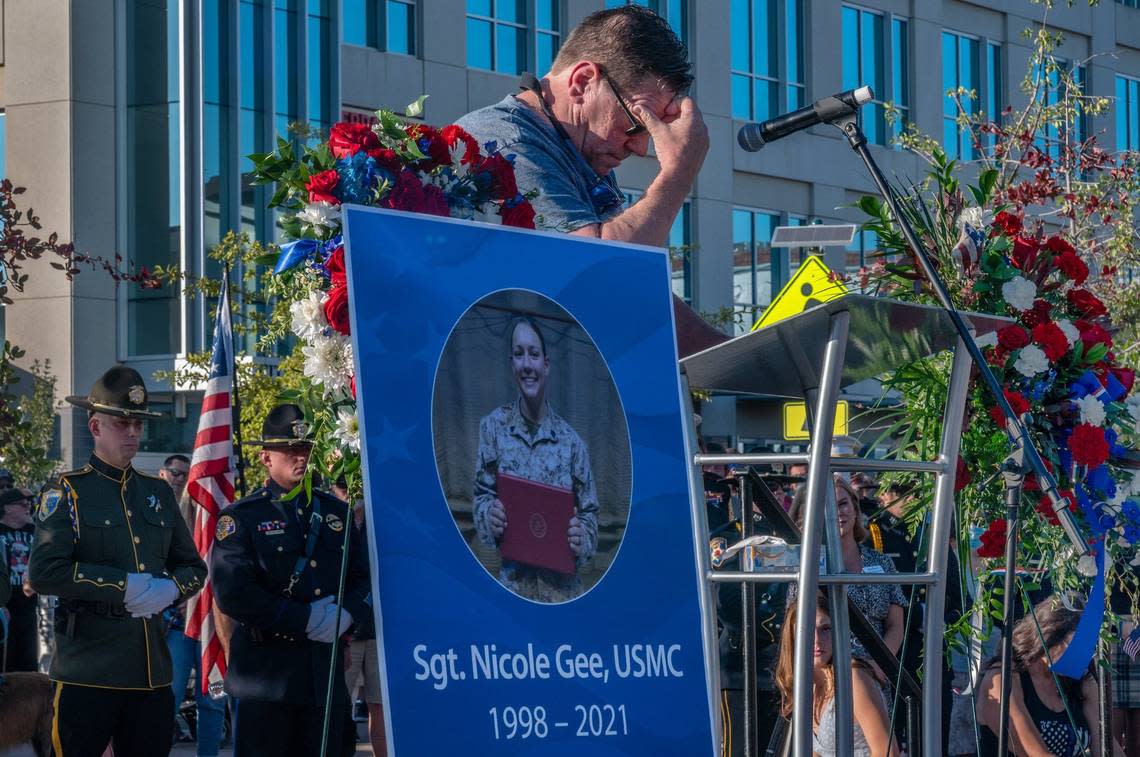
top-left (216, 515), bottom-right (237, 541)
top-left (38, 489), bottom-right (62, 522)
top-left (325, 513), bottom-right (344, 532)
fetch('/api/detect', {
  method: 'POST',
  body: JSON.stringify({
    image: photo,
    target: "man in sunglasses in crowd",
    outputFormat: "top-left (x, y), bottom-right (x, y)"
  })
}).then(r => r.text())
top-left (159, 454), bottom-right (191, 504)
top-left (458, 5), bottom-right (723, 357)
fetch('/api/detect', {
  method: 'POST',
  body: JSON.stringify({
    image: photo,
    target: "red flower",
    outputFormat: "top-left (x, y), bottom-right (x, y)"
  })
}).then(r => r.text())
top-left (1010, 236), bottom-right (1039, 271)
top-left (405, 123), bottom-right (451, 167)
top-left (986, 346), bottom-right (1009, 367)
top-left (1032, 321), bottom-right (1069, 361)
top-left (421, 184), bottom-right (451, 217)
top-left (306, 169), bottom-right (340, 205)
top-left (988, 390), bottom-right (1030, 426)
top-left (1021, 299), bottom-right (1053, 329)
top-left (382, 169), bottom-right (428, 213)
top-left (439, 124), bottom-right (482, 166)
top-left (955, 456), bottom-right (972, 493)
top-left (1078, 321), bottom-right (1113, 350)
top-left (1052, 250), bottom-right (1089, 285)
top-left (501, 198), bottom-right (537, 229)
top-left (1067, 288), bottom-right (1107, 318)
top-left (329, 122), bottom-right (382, 159)
top-left (992, 211), bottom-right (1023, 237)
top-left (977, 519), bottom-right (1007, 558)
top-left (323, 283), bottom-right (351, 335)
top-left (1069, 423), bottom-right (1110, 468)
top-left (997, 325), bottom-right (1031, 351)
top-left (1035, 494), bottom-right (1065, 526)
top-left (324, 246), bottom-right (346, 287)
top-left (1044, 236), bottom-right (1076, 257)
top-left (477, 153), bottom-right (519, 201)
top-left (1111, 367), bottom-right (1136, 394)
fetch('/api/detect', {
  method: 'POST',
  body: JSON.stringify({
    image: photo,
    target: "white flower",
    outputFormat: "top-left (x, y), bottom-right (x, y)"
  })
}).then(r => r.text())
top-left (1013, 344), bottom-right (1049, 377)
top-left (1057, 319), bottom-right (1080, 347)
top-left (1077, 554), bottom-right (1098, 577)
top-left (302, 334), bottom-right (353, 396)
top-left (973, 331), bottom-right (999, 349)
top-left (333, 406), bottom-right (361, 452)
top-left (296, 201), bottom-right (342, 233)
top-left (959, 206), bottom-right (986, 232)
top-left (1002, 276), bottom-right (1038, 312)
top-left (1075, 394), bottom-right (1107, 427)
top-left (290, 290), bottom-right (328, 341)
top-left (449, 140), bottom-right (471, 180)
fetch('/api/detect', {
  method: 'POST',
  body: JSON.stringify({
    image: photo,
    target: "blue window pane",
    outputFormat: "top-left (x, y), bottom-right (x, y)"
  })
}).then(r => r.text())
top-left (960, 37), bottom-right (979, 114)
top-left (861, 12), bottom-right (883, 99)
top-left (537, 0), bottom-right (557, 30)
top-left (604, 0), bottom-right (623, 7)
top-left (342, 0), bottom-right (367, 45)
top-left (841, 7), bottom-right (859, 91)
top-left (1132, 79), bottom-right (1140, 150)
top-left (730, 0), bottom-right (749, 71)
top-left (753, 78), bottom-right (776, 121)
top-left (203, 103), bottom-right (232, 249)
top-left (892, 19), bottom-right (908, 108)
top-left (732, 210), bottom-right (753, 306)
top-left (497, 0), bottom-right (526, 24)
top-left (467, 18), bottom-right (492, 69)
top-left (275, 7), bottom-right (298, 116)
top-left (308, 0), bottom-right (329, 13)
top-left (732, 74), bottom-right (751, 120)
top-left (943, 118), bottom-right (959, 160)
top-left (496, 23), bottom-right (526, 74)
top-left (787, 84), bottom-right (804, 110)
top-left (986, 42), bottom-right (1001, 119)
top-left (786, 0), bottom-right (802, 84)
top-left (667, 0), bottom-right (686, 45)
top-left (536, 33), bottom-right (558, 77)
top-left (240, 2), bottom-right (265, 111)
top-left (468, 0), bottom-right (491, 14)
top-left (942, 33), bottom-right (956, 118)
top-left (307, 15), bottom-right (331, 124)
top-left (203, 0), bottom-right (229, 105)
top-left (752, 0), bottom-right (777, 77)
top-left (388, 0), bottom-right (414, 54)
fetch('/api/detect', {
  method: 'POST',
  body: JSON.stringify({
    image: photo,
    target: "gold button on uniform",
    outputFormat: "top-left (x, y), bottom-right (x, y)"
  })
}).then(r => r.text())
top-left (104, 520), bottom-right (111, 525)
top-left (78, 573), bottom-right (85, 579)
top-left (126, 510), bottom-right (132, 517)
top-left (133, 537), bottom-right (140, 544)
top-left (310, 560), bottom-right (317, 567)
top-left (277, 546), bottom-right (284, 552)
top-left (139, 563), bottom-right (146, 570)
top-left (314, 588), bottom-right (322, 596)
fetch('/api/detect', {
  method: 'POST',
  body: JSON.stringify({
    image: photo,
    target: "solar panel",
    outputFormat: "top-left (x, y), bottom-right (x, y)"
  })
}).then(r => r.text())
top-left (770, 224), bottom-right (858, 248)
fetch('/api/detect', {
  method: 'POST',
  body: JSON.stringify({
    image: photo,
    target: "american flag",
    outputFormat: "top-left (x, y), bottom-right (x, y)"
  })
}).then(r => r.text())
top-left (1125, 624), bottom-right (1140, 661)
top-left (184, 275), bottom-right (236, 695)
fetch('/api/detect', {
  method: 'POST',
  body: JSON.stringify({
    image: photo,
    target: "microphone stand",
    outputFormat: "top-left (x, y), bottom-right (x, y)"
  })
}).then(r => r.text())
top-left (827, 111), bottom-right (1091, 754)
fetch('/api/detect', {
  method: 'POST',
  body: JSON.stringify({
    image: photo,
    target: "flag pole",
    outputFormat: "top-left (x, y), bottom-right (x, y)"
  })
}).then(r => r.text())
top-left (225, 266), bottom-right (248, 498)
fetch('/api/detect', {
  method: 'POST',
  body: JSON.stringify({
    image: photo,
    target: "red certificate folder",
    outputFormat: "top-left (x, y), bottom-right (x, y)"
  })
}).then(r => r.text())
top-left (496, 472), bottom-right (576, 575)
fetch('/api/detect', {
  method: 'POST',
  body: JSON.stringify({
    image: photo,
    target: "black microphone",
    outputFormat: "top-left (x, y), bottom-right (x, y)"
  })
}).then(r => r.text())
top-left (737, 85), bottom-right (874, 152)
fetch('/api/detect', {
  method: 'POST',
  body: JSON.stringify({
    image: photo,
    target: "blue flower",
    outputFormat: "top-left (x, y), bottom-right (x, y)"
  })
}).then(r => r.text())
top-left (1123, 499), bottom-right (1140, 524)
top-left (336, 153), bottom-right (387, 205)
top-left (1125, 524), bottom-right (1140, 544)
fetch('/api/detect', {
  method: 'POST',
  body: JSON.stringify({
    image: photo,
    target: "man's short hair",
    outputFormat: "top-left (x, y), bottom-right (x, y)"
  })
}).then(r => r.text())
top-left (551, 6), bottom-right (692, 96)
top-left (164, 454), bottom-right (190, 467)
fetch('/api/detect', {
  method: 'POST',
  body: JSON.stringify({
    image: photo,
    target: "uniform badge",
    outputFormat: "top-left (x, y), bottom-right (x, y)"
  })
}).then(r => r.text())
top-left (146, 494), bottom-right (162, 512)
top-left (38, 489), bottom-right (61, 522)
top-left (325, 513), bottom-right (344, 532)
top-left (257, 519), bottom-right (287, 536)
top-left (216, 515), bottom-right (237, 541)
top-left (128, 385), bottom-right (146, 405)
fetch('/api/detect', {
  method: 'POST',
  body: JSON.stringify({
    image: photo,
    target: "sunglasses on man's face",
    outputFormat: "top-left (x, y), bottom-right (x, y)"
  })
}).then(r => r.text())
top-left (163, 467), bottom-right (189, 479)
top-left (599, 69), bottom-right (647, 137)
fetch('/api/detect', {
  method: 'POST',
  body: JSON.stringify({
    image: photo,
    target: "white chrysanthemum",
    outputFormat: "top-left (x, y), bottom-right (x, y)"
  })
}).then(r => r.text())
top-left (302, 334), bottom-right (352, 395)
top-left (1002, 276), bottom-right (1037, 312)
top-left (1077, 554), bottom-right (1098, 577)
top-left (973, 331), bottom-right (999, 349)
top-left (296, 201), bottom-right (342, 233)
top-left (333, 406), bottom-right (361, 452)
top-left (1076, 394), bottom-right (1107, 427)
top-left (1057, 319), bottom-right (1080, 347)
top-left (1013, 344), bottom-right (1049, 377)
top-left (290, 290), bottom-right (328, 341)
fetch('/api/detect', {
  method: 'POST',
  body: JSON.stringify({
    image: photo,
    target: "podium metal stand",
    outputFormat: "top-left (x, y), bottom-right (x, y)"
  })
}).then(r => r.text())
top-left (681, 295), bottom-right (1007, 757)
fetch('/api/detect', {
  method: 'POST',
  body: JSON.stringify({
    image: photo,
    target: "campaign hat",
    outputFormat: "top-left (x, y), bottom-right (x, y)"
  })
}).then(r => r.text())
top-left (65, 366), bottom-right (164, 418)
top-left (249, 403), bottom-right (315, 448)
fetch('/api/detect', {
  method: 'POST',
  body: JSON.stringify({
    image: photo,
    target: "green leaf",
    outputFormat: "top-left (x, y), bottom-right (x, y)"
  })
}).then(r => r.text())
top-left (404, 95), bottom-right (428, 118)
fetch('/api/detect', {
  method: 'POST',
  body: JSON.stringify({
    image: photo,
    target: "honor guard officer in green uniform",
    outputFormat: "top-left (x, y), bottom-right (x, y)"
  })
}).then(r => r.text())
top-left (211, 403), bottom-right (370, 757)
top-left (28, 366), bottom-right (208, 757)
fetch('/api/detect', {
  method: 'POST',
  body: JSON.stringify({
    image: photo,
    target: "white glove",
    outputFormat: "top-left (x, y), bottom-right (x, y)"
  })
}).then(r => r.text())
top-left (125, 577), bottom-right (180, 618)
top-left (124, 573), bottom-right (152, 604)
top-left (305, 596), bottom-right (335, 640)
top-left (307, 602), bottom-right (352, 644)
top-left (334, 607), bottom-right (353, 638)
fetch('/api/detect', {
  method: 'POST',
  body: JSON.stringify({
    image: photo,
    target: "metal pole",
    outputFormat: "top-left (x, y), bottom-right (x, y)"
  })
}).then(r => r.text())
top-left (996, 448), bottom-right (1025, 757)
top-left (319, 496), bottom-right (357, 757)
top-left (225, 266), bottom-right (248, 498)
top-left (791, 310), bottom-right (850, 757)
top-left (740, 474), bottom-right (759, 757)
top-left (921, 336), bottom-right (973, 755)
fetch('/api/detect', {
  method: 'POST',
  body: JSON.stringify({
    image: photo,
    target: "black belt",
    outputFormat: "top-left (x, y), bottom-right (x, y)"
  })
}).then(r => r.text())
top-left (65, 599), bottom-right (128, 618)
top-left (247, 627), bottom-right (301, 644)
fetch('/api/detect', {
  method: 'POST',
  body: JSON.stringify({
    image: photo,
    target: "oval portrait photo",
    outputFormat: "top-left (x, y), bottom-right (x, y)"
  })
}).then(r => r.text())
top-left (432, 289), bottom-right (633, 604)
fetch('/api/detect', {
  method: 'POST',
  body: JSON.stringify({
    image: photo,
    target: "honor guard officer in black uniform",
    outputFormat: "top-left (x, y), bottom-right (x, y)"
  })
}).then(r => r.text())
top-left (28, 366), bottom-right (208, 757)
top-left (211, 403), bottom-right (371, 757)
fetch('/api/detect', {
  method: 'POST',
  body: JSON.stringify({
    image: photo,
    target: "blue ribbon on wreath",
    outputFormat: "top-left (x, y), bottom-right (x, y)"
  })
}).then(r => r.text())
top-left (274, 234), bottom-right (343, 275)
top-left (1051, 539), bottom-right (1104, 678)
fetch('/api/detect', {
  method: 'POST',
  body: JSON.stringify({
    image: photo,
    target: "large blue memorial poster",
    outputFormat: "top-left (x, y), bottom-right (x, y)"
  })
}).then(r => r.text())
top-left (343, 206), bottom-right (717, 756)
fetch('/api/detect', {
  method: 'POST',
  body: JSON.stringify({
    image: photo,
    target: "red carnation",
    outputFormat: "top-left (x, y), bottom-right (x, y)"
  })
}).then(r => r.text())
top-left (988, 390), bottom-right (1030, 427)
top-left (405, 123), bottom-right (451, 167)
top-left (477, 153), bottom-right (519, 201)
top-left (306, 169), bottom-right (340, 205)
top-left (1032, 321), bottom-right (1070, 361)
top-left (1035, 495), bottom-right (1061, 526)
top-left (997, 325), bottom-right (1031, 351)
top-left (421, 184), bottom-right (451, 217)
top-left (1021, 299), bottom-right (1053, 329)
top-left (977, 519), bottom-right (1007, 559)
top-left (1010, 236), bottom-right (1039, 271)
top-left (1078, 321), bottom-right (1113, 350)
top-left (1067, 288), bottom-right (1107, 318)
top-left (1111, 367), bottom-right (1136, 394)
top-left (1044, 236), bottom-right (1076, 257)
top-left (986, 346), bottom-right (1009, 367)
top-left (329, 122), bottom-right (381, 159)
top-left (439, 124), bottom-right (482, 166)
top-left (501, 199), bottom-right (537, 229)
top-left (382, 169), bottom-right (428, 213)
top-left (1070, 423), bottom-right (1110, 468)
top-left (323, 283), bottom-right (351, 335)
top-left (1052, 250), bottom-right (1089, 285)
top-left (955, 456), bottom-right (972, 493)
top-left (992, 211), bottom-right (1023, 238)
top-left (324, 246), bottom-right (346, 287)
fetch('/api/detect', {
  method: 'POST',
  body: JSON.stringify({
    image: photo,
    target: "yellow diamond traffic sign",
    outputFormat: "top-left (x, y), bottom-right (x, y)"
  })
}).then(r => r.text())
top-left (783, 400), bottom-right (849, 441)
top-left (752, 255), bottom-right (847, 331)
